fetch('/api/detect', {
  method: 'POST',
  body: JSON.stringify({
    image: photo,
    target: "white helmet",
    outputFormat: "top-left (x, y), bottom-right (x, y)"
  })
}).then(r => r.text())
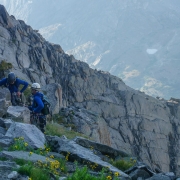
top-left (31, 83), bottom-right (41, 90)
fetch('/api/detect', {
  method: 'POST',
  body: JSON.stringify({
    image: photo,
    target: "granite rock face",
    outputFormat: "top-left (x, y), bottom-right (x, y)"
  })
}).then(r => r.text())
top-left (1, 4), bottom-right (180, 176)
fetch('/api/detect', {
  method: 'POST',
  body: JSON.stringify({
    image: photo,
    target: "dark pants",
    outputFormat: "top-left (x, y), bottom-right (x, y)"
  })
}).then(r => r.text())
top-left (30, 113), bottom-right (46, 133)
top-left (39, 116), bottom-right (46, 133)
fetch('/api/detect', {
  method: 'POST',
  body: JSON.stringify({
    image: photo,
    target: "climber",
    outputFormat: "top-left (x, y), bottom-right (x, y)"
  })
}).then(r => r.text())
top-left (0, 72), bottom-right (28, 106)
top-left (28, 83), bottom-right (46, 133)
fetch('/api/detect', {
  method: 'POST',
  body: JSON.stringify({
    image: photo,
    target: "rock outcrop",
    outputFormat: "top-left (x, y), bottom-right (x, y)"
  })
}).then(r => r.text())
top-left (1, 4), bottom-right (180, 176)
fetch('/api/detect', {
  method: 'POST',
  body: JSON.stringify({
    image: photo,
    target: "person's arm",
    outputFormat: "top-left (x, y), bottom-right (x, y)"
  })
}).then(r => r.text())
top-left (0, 78), bottom-right (7, 86)
top-left (33, 96), bottom-right (44, 113)
top-left (17, 79), bottom-right (28, 93)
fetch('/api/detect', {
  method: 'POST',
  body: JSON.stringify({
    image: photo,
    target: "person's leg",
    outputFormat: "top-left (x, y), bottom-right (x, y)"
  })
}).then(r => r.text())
top-left (39, 116), bottom-right (46, 133)
top-left (11, 93), bottom-right (17, 106)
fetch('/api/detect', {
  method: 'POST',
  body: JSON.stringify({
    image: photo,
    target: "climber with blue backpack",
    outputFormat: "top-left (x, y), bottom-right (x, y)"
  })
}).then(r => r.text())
top-left (0, 72), bottom-right (28, 106)
top-left (28, 82), bottom-right (50, 133)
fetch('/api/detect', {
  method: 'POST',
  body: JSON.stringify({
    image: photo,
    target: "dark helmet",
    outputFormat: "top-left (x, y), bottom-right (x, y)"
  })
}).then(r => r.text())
top-left (7, 72), bottom-right (16, 84)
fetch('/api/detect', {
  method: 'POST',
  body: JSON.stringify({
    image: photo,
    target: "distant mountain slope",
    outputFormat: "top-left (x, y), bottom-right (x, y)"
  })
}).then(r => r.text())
top-left (1, 0), bottom-right (180, 99)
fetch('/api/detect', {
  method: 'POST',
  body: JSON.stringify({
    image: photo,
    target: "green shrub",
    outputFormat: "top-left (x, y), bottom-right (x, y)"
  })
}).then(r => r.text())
top-left (0, 157), bottom-right (8, 161)
top-left (14, 158), bottom-right (28, 166)
top-left (8, 137), bottom-right (28, 151)
top-left (18, 163), bottom-right (51, 180)
top-left (67, 166), bottom-right (119, 180)
top-left (30, 167), bottom-right (51, 180)
top-left (22, 85), bottom-right (32, 100)
top-left (0, 60), bottom-right (13, 70)
top-left (52, 114), bottom-right (65, 124)
top-left (110, 158), bottom-right (136, 171)
top-left (17, 163), bottom-right (32, 176)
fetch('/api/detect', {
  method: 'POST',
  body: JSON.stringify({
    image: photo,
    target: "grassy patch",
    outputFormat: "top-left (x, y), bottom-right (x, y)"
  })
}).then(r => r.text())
top-left (14, 158), bottom-right (28, 166)
top-left (110, 158), bottom-right (136, 171)
top-left (22, 85), bottom-right (32, 100)
top-left (67, 166), bottom-right (119, 180)
top-left (0, 157), bottom-right (8, 161)
top-left (8, 137), bottom-right (52, 156)
top-left (0, 60), bottom-right (13, 70)
top-left (18, 163), bottom-right (51, 180)
top-left (45, 122), bottom-right (89, 139)
top-left (8, 137), bottom-right (28, 151)
top-left (52, 114), bottom-right (65, 124)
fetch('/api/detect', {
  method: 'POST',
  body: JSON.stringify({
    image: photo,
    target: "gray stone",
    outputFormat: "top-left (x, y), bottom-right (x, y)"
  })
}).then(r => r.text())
top-left (0, 99), bottom-right (8, 117)
top-left (1, 151), bottom-right (54, 163)
top-left (66, 162), bottom-right (76, 173)
top-left (5, 122), bottom-right (45, 149)
top-left (165, 172), bottom-right (176, 180)
top-left (0, 118), bottom-right (5, 128)
top-left (7, 171), bottom-right (18, 179)
top-left (137, 178), bottom-right (143, 180)
top-left (146, 173), bottom-right (171, 180)
top-left (59, 177), bottom-right (67, 180)
top-left (74, 136), bottom-right (129, 158)
top-left (0, 88), bottom-right (11, 118)
top-left (0, 161), bottom-right (18, 170)
top-left (0, 169), bottom-right (12, 180)
top-left (129, 169), bottom-right (151, 180)
top-left (4, 119), bottom-right (13, 129)
top-left (0, 127), bottom-right (6, 135)
top-left (7, 106), bottom-right (30, 123)
top-left (46, 152), bottom-right (65, 160)
top-left (0, 136), bottom-right (13, 147)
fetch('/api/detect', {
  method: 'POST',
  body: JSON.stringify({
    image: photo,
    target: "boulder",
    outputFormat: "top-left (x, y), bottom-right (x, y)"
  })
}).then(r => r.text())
top-left (7, 171), bottom-right (18, 179)
top-left (0, 118), bottom-right (5, 128)
top-left (74, 136), bottom-right (129, 158)
top-left (0, 127), bottom-right (6, 135)
top-left (3, 119), bottom-right (13, 129)
top-left (129, 169), bottom-right (151, 180)
top-left (0, 136), bottom-right (13, 148)
top-left (146, 173), bottom-right (171, 180)
top-left (5, 122), bottom-right (45, 149)
top-left (0, 151), bottom-right (54, 163)
top-left (7, 106), bottom-right (30, 123)
top-left (46, 135), bottom-right (131, 179)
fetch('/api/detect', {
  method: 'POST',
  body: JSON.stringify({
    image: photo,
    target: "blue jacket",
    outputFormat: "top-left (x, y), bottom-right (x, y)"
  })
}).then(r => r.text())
top-left (29, 92), bottom-right (44, 113)
top-left (0, 78), bottom-right (28, 93)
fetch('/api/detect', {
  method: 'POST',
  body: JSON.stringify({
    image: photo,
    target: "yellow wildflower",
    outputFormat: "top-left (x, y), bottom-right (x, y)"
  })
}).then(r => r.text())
top-left (50, 155), bottom-right (54, 159)
top-left (106, 176), bottom-right (112, 180)
top-left (29, 152), bottom-right (33, 155)
top-left (114, 172), bottom-right (119, 176)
